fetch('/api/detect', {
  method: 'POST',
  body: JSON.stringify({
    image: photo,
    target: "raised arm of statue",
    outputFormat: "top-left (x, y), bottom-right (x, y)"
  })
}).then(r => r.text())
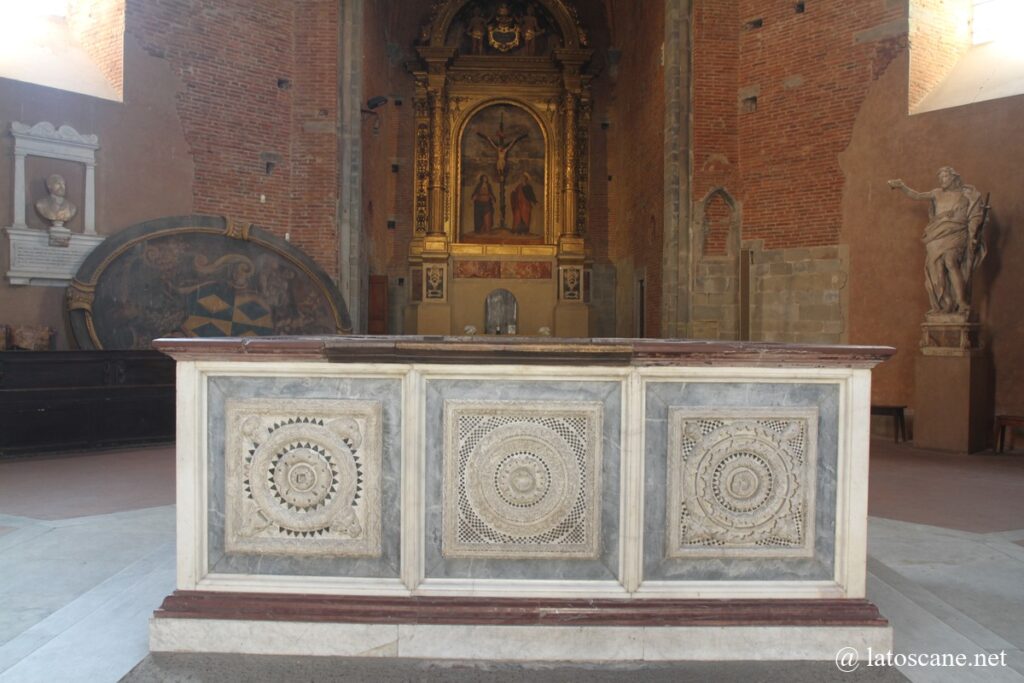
top-left (887, 179), bottom-right (932, 201)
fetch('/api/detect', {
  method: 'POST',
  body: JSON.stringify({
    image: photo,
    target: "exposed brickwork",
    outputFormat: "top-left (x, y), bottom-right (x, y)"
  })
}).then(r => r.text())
top-left (289, 1), bottom-right (341, 275)
top-left (692, 0), bottom-right (739, 208)
top-left (128, 0), bottom-right (344, 275)
top-left (725, 0), bottom-right (903, 251)
top-left (67, 0), bottom-right (125, 98)
top-left (908, 0), bottom-right (970, 111)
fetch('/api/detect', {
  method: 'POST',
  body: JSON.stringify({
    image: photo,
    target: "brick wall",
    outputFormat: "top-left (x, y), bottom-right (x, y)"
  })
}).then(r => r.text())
top-left (128, 0), bottom-right (305, 259)
top-left (908, 0), bottom-right (970, 111)
top-left (290, 0), bottom-right (342, 275)
top-left (67, 0), bottom-right (125, 98)
top-left (692, 0), bottom-right (739, 210)
top-left (731, 0), bottom-right (904, 251)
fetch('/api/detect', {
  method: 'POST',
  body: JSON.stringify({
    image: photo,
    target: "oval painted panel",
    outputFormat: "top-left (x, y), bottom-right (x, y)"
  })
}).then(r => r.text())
top-left (67, 215), bottom-right (351, 350)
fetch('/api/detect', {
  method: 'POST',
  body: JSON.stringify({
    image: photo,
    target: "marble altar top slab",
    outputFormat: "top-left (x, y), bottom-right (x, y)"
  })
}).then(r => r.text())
top-left (152, 335), bottom-right (894, 369)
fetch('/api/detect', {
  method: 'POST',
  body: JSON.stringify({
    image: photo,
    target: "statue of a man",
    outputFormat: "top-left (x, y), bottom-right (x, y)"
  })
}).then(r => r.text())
top-left (888, 167), bottom-right (987, 315)
top-left (35, 173), bottom-right (78, 227)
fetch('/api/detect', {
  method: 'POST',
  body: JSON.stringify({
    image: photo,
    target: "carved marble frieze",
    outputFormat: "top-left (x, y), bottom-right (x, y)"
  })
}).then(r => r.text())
top-left (442, 400), bottom-right (602, 559)
top-left (225, 399), bottom-right (382, 558)
top-left (666, 408), bottom-right (818, 559)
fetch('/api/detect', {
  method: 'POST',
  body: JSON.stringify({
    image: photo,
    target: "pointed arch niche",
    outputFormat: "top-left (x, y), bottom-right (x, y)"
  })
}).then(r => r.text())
top-left (405, 0), bottom-right (593, 337)
top-left (690, 187), bottom-right (744, 340)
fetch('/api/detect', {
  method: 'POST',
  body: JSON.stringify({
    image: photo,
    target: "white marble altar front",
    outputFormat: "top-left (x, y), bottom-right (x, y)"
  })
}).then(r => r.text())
top-left (150, 336), bottom-right (894, 661)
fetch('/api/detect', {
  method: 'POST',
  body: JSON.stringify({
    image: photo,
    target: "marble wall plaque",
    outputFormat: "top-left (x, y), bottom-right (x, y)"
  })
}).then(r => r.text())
top-left (666, 408), bottom-right (818, 559)
top-left (224, 398), bottom-right (382, 558)
top-left (442, 400), bottom-right (602, 559)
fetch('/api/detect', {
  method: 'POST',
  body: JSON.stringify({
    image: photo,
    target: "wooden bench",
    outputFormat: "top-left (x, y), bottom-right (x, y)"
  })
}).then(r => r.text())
top-left (994, 415), bottom-right (1024, 453)
top-left (0, 350), bottom-right (175, 457)
top-left (871, 405), bottom-right (907, 443)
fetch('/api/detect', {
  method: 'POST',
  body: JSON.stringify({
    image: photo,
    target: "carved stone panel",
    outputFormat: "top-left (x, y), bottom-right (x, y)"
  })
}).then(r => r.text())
top-left (424, 263), bottom-right (447, 300)
top-left (225, 398), bottom-right (382, 558)
top-left (667, 408), bottom-right (818, 558)
top-left (443, 400), bottom-right (602, 559)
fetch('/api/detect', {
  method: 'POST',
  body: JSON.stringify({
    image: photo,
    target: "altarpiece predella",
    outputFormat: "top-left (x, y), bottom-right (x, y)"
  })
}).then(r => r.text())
top-left (407, 0), bottom-right (593, 337)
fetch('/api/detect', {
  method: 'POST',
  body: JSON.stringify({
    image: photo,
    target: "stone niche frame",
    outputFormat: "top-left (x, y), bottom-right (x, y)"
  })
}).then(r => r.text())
top-left (4, 121), bottom-right (104, 287)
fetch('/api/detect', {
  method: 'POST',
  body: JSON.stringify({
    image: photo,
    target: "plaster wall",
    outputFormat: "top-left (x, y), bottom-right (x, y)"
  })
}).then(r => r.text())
top-left (0, 37), bottom-right (193, 348)
top-left (841, 51), bottom-right (1024, 414)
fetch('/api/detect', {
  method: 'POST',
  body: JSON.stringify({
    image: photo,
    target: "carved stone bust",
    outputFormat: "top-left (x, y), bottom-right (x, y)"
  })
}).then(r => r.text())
top-left (35, 174), bottom-right (78, 227)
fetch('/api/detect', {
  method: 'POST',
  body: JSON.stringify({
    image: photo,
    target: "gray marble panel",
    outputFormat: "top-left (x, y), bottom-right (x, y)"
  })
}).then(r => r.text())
top-left (424, 379), bottom-right (622, 581)
top-left (643, 382), bottom-right (839, 581)
top-left (207, 376), bottom-right (402, 577)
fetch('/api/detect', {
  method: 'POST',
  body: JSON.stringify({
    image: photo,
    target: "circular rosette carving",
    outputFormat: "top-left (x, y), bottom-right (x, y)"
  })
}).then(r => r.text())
top-left (692, 423), bottom-right (800, 532)
top-left (464, 423), bottom-right (582, 539)
top-left (246, 421), bottom-right (362, 537)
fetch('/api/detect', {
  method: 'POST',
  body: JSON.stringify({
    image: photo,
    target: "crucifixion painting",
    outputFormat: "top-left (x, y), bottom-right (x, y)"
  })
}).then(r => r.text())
top-left (477, 112), bottom-right (527, 230)
top-left (460, 103), bottom-right (545, 241)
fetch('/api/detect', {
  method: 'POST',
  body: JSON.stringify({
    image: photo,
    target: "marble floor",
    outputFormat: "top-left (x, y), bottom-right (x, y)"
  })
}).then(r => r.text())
top-left (0, 439), bottom-right (1021, 682)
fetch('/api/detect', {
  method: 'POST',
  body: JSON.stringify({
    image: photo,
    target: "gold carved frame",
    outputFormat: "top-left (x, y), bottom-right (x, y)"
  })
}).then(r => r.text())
top-left (450, 97), bottom-right (556, 245)
top-left (409, 0), bottom-right (592, 258)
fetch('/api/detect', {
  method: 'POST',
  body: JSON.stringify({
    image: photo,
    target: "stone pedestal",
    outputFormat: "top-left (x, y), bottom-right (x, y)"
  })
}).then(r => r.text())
top-left (914, 352), bottom-right (994, 453)
top-left (554, 302), bottom-right (588, 337)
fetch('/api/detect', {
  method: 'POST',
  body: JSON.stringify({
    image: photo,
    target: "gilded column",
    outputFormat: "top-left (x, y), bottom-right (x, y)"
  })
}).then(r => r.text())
top-left (428, 86), bottom-right (447, 236)
top-left (562, 92), bottom-right (578, 238)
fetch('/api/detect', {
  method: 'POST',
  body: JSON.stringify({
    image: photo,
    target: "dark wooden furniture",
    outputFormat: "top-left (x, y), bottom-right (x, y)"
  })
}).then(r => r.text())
top-left (0, 350), bottom-right (175, 457)
top-left (871, 404), bottom-right (907, 443)
top-left (994, 415), bottom-right (1024, 454)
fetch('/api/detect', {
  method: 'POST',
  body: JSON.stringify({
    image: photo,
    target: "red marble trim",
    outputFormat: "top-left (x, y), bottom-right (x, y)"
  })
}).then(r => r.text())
top-left (154, 591), bottom-right (889, 627)
top-left (153, 336), bottom-right (895, 368)
top-left (453, 261), bottom-right (554, 279)
top-left (453, 260), bottom-right (502, 278)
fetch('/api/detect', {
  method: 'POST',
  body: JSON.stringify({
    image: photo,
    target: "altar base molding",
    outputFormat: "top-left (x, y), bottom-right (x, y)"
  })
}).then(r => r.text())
top-left (151, 336), bottom-right (894, 661)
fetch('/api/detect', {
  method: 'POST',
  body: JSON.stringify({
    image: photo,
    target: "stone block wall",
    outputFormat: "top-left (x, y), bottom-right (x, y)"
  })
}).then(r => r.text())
top-left (690, 256), bottom-right (740, 341)
top-left (749, 244), bottom-right (848, 345)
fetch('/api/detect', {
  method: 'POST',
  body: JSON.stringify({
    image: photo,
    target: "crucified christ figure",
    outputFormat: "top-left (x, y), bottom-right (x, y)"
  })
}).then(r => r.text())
top-left (477, 130), bottom-right (527, 180)
top-left (477, 123), bottom-right (527, 230)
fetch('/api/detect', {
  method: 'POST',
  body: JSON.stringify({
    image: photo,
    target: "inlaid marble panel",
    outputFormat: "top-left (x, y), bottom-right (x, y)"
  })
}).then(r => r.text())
top-left (667, 408), bottom-right (818, 558)
top-left (442, 401), bottom-right (603, 559)
top-left (224, 398), bottom-right (382, 558)
top-left (643, 382), bottom-right (838, 581)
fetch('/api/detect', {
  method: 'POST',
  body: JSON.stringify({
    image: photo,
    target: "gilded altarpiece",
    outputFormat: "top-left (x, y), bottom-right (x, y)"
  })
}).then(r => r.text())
top-left (407, 0), bottom-right (593, 337)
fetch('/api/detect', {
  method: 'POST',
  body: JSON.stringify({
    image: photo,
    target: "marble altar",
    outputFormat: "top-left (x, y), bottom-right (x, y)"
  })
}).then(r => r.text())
top-left (150, 335), bottom-right (893, 661)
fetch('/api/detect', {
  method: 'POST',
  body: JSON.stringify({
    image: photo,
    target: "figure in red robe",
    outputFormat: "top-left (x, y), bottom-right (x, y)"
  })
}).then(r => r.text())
top-left (510, 172), bottom-right (537, 234)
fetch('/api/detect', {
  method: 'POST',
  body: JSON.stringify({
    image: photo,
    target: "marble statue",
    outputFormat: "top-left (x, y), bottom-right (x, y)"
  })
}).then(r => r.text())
top-left (35, 174), bottom-right (78, 227)
top-left (888, 167), bottom-right (987, 316)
